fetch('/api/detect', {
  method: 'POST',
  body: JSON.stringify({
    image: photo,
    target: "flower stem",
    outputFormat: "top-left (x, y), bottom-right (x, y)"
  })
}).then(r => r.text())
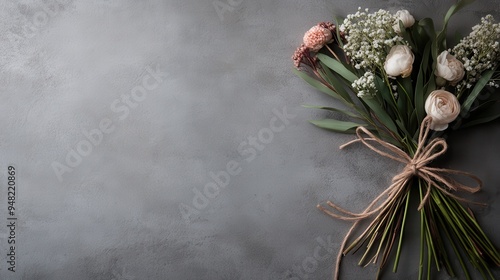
top-left (418, 180), bottom-right (425, 280)
top-left (392, 185), bottom-right (410, 272)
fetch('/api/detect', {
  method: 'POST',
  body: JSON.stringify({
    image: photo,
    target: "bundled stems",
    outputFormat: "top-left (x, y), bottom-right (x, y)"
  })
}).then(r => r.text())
top-left (317, 118), bottom-right (499, 279)
top-left (417, 181), bottom-right (500, 280)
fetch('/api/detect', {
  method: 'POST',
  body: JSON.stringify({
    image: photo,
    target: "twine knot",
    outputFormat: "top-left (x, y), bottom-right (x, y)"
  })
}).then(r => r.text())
top-left (330, 116), bottom-right (481, 212)
top-left (406, 162), bottom-right (419, 176)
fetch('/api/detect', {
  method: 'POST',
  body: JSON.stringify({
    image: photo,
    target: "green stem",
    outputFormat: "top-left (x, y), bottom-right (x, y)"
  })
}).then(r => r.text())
top-left (393, 186), bottom-right (410, 272)
top-left (419, 180), bottom-right (425, 280)
top-left (434, 199), bottom-right (469, 279)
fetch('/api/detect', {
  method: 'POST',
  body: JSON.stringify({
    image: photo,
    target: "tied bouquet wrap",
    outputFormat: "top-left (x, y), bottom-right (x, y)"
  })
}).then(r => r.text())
top-left (292, 1), bottom-right (500, 279)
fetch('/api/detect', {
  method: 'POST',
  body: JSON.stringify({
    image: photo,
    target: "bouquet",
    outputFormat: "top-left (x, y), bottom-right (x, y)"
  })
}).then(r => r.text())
top-left (292, 0), bottom-right (500, 279)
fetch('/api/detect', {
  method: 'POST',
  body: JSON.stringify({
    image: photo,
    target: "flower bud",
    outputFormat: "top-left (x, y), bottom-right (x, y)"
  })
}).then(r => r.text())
top-left (392, 10), bottom-right (415, 33)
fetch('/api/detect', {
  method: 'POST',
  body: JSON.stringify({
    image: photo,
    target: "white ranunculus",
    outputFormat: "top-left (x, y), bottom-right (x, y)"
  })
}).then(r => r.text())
top-left (392, 10), bottom-right (415, 33)
top-left (435, 51), bottom-right (465, 86)
top-left (384, 45), bottom-right (415, 78)
top-left (424, 90), bottom-right (461, 131)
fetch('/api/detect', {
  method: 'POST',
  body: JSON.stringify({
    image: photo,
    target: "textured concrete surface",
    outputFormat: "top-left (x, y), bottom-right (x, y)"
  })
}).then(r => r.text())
top-left (0, 0), bottom-right (499, 279)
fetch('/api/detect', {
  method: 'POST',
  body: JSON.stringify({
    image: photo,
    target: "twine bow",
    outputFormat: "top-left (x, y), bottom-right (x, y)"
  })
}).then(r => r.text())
top-left (317, 116), bottom-right (482, 280)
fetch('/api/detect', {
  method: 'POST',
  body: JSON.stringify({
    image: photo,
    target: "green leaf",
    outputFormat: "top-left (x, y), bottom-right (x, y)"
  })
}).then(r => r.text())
top-left (461, 69), bottom-right (495, 113)
top-left (360, 96), bottom-right (399, 134)
top-left (425, 76), bottom-right (436, 96)
top-left (418, 18), bottom-right (437, 60)
top-left (316, 53), bottom-right (358, 83)
top-left (397, 76), bottom-right (414, 114)
top-left (401, 77), bottom-right (414, 100)
top-left (409, 110), bottom-right (418, 138)
top-left (398, 21), bottom-right (416, 50)
top-left (292, 68), bottom-right (341, 100)
top-left (395, 119), bottom-right (413, 141)
top-left (393, 188), bottom-right (411, 272)
top-left (415, 76), bottom-right (426, 125)
top-left (437, 0), bottom-right (476, 51)
top-left (318, 61), bottom-right (354, 103)
top-left (443, 0), bottom-right (476, 27)
top-left (461, 102), bottom-right (500, 128)
top-left (412, 22), bottom-right (430, 52)
top-left (302, 105), bottom-right (362, 119)
top-left (374, 75), bottom-right (397, 113)
top-left (333, 16), bottom-right (345, 48)
top-left (415, 42), bottom-right (431, 124)
top-left (420, 41), bottom-right (432, 77)
top-left (309, 118), bottom-right (366, 133)
top-left (397, 86), bottom-right (408, 124)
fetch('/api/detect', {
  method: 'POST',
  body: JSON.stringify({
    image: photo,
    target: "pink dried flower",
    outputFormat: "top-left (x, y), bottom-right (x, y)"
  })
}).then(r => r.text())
top-left (292, 44), bottom-right (308, 68)
top-left (292, 44), bottom-right (319, 69)
top-left (319, 22), bottom-right (346, 43)
top-left (318, 22), bottom-right (336, 33)
top-left (303, 25), bottom-right (333, 52)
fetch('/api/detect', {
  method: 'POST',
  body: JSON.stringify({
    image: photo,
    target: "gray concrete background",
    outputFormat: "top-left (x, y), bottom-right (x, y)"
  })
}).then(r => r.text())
top-left (0, 0), bottom-right (499, 279)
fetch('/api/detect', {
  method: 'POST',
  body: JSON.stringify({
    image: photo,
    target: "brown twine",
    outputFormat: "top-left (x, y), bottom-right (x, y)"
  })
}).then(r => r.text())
top-left (317, 116), bottom-right (482, 280)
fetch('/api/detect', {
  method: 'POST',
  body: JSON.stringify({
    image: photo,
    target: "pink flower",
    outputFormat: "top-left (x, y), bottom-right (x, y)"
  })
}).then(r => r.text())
top-left (292, 44), bottom-right (308, 68)
top-left (291, 44), bottom-right (319, 69)
top-left (303, 26), bottom-right (333, 52)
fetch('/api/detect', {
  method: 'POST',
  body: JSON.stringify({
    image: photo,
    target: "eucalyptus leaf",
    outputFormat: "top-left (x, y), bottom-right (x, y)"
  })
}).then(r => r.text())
top-left (317, 53), bottom-right (358, 83)
top-left (317, 64), bottom-right (335, 86)
top-left (361, 96), bottom-right (399, 134)
top-left (302, 105), bottom-right (361, 119)
top-left (292, 68), bottom-right (341, 100)
top-left (319, 61), bottom-right (354, 103)
top-left (309, 118), bottom-right (366, 133)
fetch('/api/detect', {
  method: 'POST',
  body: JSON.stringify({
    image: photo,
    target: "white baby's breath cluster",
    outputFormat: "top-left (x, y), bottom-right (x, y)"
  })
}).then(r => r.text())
top-left (451, 15), bottom-right (500, 90)
top-left (340, 8), bottom-right (404, 70)
top-left (352, 72), bottom-right (377, 97)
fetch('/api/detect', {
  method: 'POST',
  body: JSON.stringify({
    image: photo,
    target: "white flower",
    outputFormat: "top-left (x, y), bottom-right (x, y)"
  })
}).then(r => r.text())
top-left (452, 15), bottom-right (500, 91)
top-left (424, 90), bottom-right (461, 131)
top-left (435, 51), bottom-right (465, 85)
top-left (352, 72), bottom-right (377, 97)
top-left (341, 8), bottom-right (403, 69)
top-left (392, 10), bottom-right (415, 33)
top-left (384, 45), bottom-right (414, 78)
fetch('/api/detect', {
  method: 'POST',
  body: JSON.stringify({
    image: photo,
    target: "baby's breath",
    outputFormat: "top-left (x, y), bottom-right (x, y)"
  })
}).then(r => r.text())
top-left (451, 15), bottom-right (500, 91)
top-left (352, 72), bottom-right (377, 97)
top-left (340, 8), bottom-right (404, 70)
